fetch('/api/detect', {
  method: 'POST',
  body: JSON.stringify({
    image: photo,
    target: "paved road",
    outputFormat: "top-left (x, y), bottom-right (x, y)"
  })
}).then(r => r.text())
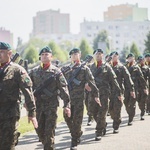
top-left (16, 105), bottom-right (150, 150)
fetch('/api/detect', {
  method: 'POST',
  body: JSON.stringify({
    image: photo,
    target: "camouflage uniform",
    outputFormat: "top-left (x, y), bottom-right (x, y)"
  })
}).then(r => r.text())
top-left (62, 63), bottom-right (99, 147)
top-left (125, 63), bottom-right (148, 122)
top-left (30, 64), bottom-right (70, 150)
top-left (110, 61), bottom-right (134, 130)
top-left (89, 62), bottom-right (121, 137)
top-left (138, 63), bottom-right (150, 117)
top-left (0, 62), bottom-right (36, 150)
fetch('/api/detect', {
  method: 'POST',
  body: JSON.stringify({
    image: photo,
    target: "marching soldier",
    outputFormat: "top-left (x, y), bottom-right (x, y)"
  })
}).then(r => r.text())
top-left (137, 56), bottom-right (150, 118)
top-left (30, 46), bottom-right (71, 150)
top-left (109, 51), bottom-right (135, 133)
top-left (0, 42), bottom-right (37, 150)
top-left (125, 53), bottom-right (148, 125)
top-left (89, 49), bottom-right (122, 140)
top-left (62, 48), bottom-right (101, 150)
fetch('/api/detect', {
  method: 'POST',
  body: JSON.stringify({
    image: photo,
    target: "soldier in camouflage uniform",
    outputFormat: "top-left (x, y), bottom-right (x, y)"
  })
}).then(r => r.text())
top-left (137, 56), bottom-right (150, 119)
top-left (89, 49), bottom-right (122, 140)
top-left (145, 53), bottom-right (150, 115)
top-left (30, 46), bottom-right (71, 150)
top-left (109, 51), bottom-right (135, 133)
top-left (0, 42), bottom-right (37, 150)
top-left (125, 53), bottom-right (148, 125)
top-left (62, 48), bottom-right (100, 150)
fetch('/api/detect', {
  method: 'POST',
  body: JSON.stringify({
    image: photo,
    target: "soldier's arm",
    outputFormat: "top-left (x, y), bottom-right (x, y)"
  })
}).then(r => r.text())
top-left (85, 66), bottom-right (99, 98)
top-left (17, 67), bottom-right (36, 118)
top-left (122, 66), bottom-right (135, 92)
top-left (56, 70), bottom-right (70, 108)
top-left (108, 65), bottom-right (121, 95)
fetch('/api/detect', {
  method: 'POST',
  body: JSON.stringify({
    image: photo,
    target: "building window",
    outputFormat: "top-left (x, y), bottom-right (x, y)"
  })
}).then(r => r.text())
top-left (87, 26), bottom-right (91, 30)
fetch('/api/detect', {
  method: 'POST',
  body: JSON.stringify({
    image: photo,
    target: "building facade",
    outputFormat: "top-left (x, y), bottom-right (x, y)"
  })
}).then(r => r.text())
top-left (80, 20), bottom-right (150, 53)
top-left (32, 9), bottom-right (70, 40)
top-left (104, 3), bottom-right (148, 22)
top-left (0, 27), bottom-right (13, 46)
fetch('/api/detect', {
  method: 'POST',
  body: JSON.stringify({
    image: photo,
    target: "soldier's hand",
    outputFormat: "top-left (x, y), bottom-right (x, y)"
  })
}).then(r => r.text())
top-left (95, 97), bottom-right (101, 107)
top-left (130, 91), bottom-right (136, 98)
top-left (28, 117), bottom-right (38, 129)
top-left (85, 83), bottom-right (92, 92)
top-left (64, 107), bottom-right (71, 118)
top-left (144, 89), bottom-right (149, 95)
top-left (118, 95), bottom-right (124, 102)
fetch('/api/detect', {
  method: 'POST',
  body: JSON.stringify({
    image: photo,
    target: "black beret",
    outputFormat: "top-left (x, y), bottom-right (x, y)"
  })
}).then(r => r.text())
top-left (109, 51), bottom-right (118, 57)
top-left (39, 46), bottom-right (52, 55)
top-left (137, 56), bottom-right (144, 60)
top-left (0, 42), bottom-right (11, 50)
top-left (126, 53), bottom-right (135, 59)
top-left (69, 48), bottom-right (80, 55)
top-left (144, 53), bottom-right (150, 58)
top-left (93, 49), bottom-right (103, 54)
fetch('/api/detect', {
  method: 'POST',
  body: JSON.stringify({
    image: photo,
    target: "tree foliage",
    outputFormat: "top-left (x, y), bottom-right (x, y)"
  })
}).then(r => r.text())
top-left (130, 42), bottom-right (140, 59)
top-left (144, 31), bottom-right (150, 54)
top-left (24, 45), bottom-right (39, 64)
top-left (93, 30), bottom-right (109, 51)
top-left (120, 45), bottom-right (130, 63)
top-left (79, 39), bottom-right (93, 60)
top-left (48, 41), bottom-right (68, 62)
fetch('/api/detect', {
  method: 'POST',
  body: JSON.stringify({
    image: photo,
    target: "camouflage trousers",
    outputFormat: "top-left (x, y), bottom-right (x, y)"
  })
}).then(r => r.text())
top-left (124, 90), bottom-right (136, 122)
top-left (109, 96), bottom-right (123, 130)
top-left (36, 107), bottom-right (57, 150)
top-left (90, 93), bottom-right (109, 136)
top-left (64, 100), bottom-right (84, 142)
top-left (137, 90), bottom-right (148, 116)
top-left (0, 117), bottom-right (19, 150)
top-left (146, 94), bottom-right (150, 112)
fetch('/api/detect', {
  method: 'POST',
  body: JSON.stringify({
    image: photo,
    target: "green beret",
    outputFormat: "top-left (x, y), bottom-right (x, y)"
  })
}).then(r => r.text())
top-left (69, 48), bottom-right (80, 55)
top-left (93, 49), bottom-right (103, 54)
top-left (144, 53), bottom-right (150, 58)
top-left (39, 46), bottom-right (52, 55)
top-left (137, 56), bottom-right (144, 61)
top-left (109, 51), bottom-right (118, 56)
top-left (0, 42), bottom-right (11, 50)
top-left (126, 53), bottom-right (135, 59)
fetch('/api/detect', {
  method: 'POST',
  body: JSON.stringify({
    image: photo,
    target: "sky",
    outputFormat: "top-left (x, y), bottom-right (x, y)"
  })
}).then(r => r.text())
top-left (0, 0), bottom-right (150, 47)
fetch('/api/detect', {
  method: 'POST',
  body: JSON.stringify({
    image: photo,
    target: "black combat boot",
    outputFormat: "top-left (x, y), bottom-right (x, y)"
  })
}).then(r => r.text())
top-left (70, 138), bottom-right (78, 150)
top-left (87, 115), bottom-right (93, 126)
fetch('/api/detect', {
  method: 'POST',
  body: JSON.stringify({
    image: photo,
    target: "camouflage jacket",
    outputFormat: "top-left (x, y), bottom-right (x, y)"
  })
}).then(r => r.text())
top-left (62, 63), bottom-right (99, 103)
top-left (110, 62), bottom-right (134, 93)
top-left (30, 64), bottom-right (70, 108)
top-left (0, 62), bottom-right (36, 119)
top-left (126, 64), bottom-right (148, 90)
top-left (90, 62), bottom-right (121, 96)
top-left (139, 64), bottom-right (150, 89)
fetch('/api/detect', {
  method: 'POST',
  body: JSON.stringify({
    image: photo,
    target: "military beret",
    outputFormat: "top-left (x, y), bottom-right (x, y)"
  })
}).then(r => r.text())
top-left (144, 53), bottom-right (150, 58)
top-left (109, 51), bottom-right (118, 56)
top-left (126, 53), bottom-right (135, 59)
top-left (93, 49), bottom-right (103, 54)
top-left (69, 48), bottom-right (80, 55)
top-left (0, 42), bottom-right (11, 50)
top-left (137, 56), bottom-right (144, 60)
top-left (39, 46), bottom-right (52, 55)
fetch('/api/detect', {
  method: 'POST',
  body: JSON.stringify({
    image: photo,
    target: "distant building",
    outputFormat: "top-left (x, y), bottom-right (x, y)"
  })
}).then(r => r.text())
top-left (80, 20), bottom-right (150, 53)
top-left (0, 27), bottom-right (13, 46)
top-left (104, 3), bottom-right (148, 22)
top-left (32, 9), bottom-right (70, 40)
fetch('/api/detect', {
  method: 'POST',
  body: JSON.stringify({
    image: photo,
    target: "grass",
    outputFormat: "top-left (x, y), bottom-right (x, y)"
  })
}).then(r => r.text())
top-left (18, 107), bottom-right (65, 135)
top-left (18, 105), bottom-right (87, 135)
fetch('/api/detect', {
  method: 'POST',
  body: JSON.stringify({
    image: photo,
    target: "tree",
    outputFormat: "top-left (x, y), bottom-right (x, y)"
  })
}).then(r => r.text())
top-left (93, 30), bottom-right (109, 52)
top-left (24, 45), bottom-right (39, 64)
top-left (144, 31), bottom-right (150, 54)
top-left (79, 39), bottom-right (93, 60)
top-left (48, 41), bottom-right (68, 62)
top-left (120, 45), bottom-right (130, 63)
top-left (130, 42), bottom-right (140, 59)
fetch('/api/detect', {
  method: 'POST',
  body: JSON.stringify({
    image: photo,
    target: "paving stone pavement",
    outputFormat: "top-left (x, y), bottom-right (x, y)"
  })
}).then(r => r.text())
top-left (16, 104), bottom-right (150, 150)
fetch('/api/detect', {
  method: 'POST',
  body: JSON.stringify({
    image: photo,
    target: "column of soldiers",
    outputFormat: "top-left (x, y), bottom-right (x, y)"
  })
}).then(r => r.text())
top-left (0, 41), bottom-right (150, 150)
